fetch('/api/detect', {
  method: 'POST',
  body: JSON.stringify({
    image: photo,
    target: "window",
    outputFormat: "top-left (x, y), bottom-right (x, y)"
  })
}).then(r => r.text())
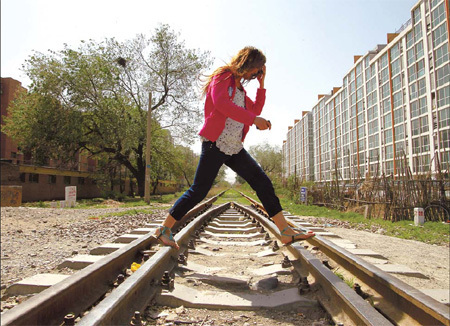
top-left (393, 92), bottom-right (403, 109)
top-left (369, 119), bottom-right (378, 135)
top-left (11, 152), bottom-right (17, 158)
top-left (48, 175), bottom-right (56, 184)
top-left (414, 24), bottom-right (422, 41)
top-left (431, 0), bottom-right (440, 9)
top-left (441, 151), bottom-right (450, 170)
top-left (383, 99), bottom-right (391, 114)
top-left (416, 41), bottom-right (424, 60)
top-left (441, 129), bottom-right (450, 148)
top-left (407, 48), bottom-right (415, 66)
top-left (20, 173), bottom-right (26, 183)
top-left (382, 82), bottom-right (390, 99)
top-left (417, 59), bottom-right (425, 78)
top-left (394, 108), bottom-right (404, 125)
top-left (369, 148), bottom-right (379, 160)
top-left (358, 125), bottom-right (365, 138)
top-left (356, 75), bottom-right (363, 87)
top-left (380, 53), bottom-right (388, 69)
top-left (368, 134), bottom-right (379, 148)
top-left (417, 78), bottom-right (427, 97)
top-left (438, 86), bottom-right (450, 108)
top-left (381, 68), bottom-right (389, 84)
top-left (410, 82), bottom-right (418, 100)
top-left (384, 113), bottom-right (392, 129)
top-left (435, 44), bottom-right (449, 67)
top-left (368, 105), bottom-right (378, 121)
top-left (367, 92), bottom-right (374, 107)
top-left (408, 65), bottom-right (417, 83)
top-left (419, 97), bottom-right (427, 116)
top-left (412, 137), bottom-right (421, 154)
top-left (407, 31), bottom-right (414, 49)
top-left (78, 177), bottom-right (85, 185)
top-left (413, 6), bottom-right (421, 24)
top-left (433, 24), bottom-right (448, 48)
top-left (64, 176), bottom-right (71, 185)
top-left (432, 3), bottom-right (446, 27)
top-left (366, 80), bottom-right (373, 93)
top-left (411, 118), bottom-right (421, 136)
top-left (420, 116), bottom-right (429, 134)
top-left (385, 144), bottom-right (394, 160)
top-left (385, 129), bottom-right (393, 144)
top-left (351, 104), bottom-right (357, 118)
top-left (357, 89), bottom-right (363, 102)
top-left (436, 64), bottom-right (449, 87)
top-left (391, 59), bottom-right (401, 77)
top-left (421, 135), bottom-right (430, 152)
top-left (410, 100), bottom-right (419, 118)
top-left (439, 108), bottom-right (450, 129)
top-left (359, 150), bottom-right (365, 161)
top-left (29, 173), bottom-right (39, 183)
top-left (349, 81), bottom-right (355, 94)
top-left (390, 44), bottom-right (400, 61)
top-left (395, 124), bottom-right (405, 140)
top-left (396, 141), bottom-right (406, 156)
top-left (358, 112), bottom-right (364, 126)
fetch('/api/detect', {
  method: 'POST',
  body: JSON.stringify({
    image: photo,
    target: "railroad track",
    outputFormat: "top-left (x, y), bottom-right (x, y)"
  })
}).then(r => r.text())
top-left (1, 192), bottom-right (449, 325)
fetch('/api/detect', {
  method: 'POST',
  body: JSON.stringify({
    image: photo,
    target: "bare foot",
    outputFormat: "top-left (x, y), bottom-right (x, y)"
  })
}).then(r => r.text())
top-left (280, 227), bottom-right (315, 245)
top-left (153, 226), bottom-right (180, 250)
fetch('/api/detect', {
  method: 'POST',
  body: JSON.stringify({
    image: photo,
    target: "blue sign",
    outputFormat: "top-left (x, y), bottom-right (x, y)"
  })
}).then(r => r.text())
top-left (300, 187), bottom-right (307, 203)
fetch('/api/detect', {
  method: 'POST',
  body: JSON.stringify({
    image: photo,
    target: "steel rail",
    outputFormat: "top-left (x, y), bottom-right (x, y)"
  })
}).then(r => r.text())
top-left (304, 231), bottom-right (450, 326)
top-left (1, 197), bottom-right (219, 326)
top-left (77, 203), bottom-right (230, 326)
top-left (237, 194), bottom-right (449, 325)
top-left (233, 202), bottom-right (393, 326)
top-left (238, 191), bottom-right (267, 216)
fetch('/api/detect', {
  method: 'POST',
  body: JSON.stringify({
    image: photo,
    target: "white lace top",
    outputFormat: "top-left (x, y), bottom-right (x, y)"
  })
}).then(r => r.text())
top-left (202, 87), bottom-right (245, 155)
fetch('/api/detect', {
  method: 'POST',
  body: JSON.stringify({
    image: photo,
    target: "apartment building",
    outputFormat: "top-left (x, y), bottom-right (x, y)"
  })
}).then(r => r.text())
top-left (283, 111), bottom-right (315, 181)
top-left (283, 0), bottom-right (449, 183)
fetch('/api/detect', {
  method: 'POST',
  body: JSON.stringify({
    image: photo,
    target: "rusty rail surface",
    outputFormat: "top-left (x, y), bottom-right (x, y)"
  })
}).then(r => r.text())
top-left (3, 189), bottom-right (448, 326)
top-left (236, 195), bottom-right (450, 326)
top-left (233, 202), bottom-right (392, 326)
top-left (1, 197), bottom-right (220, 326)
top-left (78, 203), bottom-right (230, 326)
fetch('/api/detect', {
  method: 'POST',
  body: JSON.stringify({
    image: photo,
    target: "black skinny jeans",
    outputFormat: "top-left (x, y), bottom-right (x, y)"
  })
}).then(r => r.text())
top-left (169, 141), bottom-right (283, 220)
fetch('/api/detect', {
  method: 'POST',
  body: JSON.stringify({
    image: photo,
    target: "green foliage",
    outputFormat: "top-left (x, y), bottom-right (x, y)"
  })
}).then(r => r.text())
top-left (235, 185), bottom-right (450, 246)
top-left (4, 24), bottom-right (212, 196)
top-left (248, 142), bottom-right (282, 172)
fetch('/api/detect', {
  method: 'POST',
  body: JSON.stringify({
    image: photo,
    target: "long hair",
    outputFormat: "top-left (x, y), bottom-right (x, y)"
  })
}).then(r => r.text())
top-left (202, 46), bottom-right (266, 97)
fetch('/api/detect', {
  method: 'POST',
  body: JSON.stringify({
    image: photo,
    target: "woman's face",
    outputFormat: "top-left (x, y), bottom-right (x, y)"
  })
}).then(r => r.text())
top-left (242, 67), bottom-right (263, 81)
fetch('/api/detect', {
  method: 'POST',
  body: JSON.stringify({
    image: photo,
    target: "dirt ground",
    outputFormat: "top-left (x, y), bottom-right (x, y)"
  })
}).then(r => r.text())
top-left (1, 204), bottom-right (449, 324)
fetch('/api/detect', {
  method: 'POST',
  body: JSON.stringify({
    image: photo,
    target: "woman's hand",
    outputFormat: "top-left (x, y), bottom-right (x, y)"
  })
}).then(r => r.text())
top-left (257, 65), bottom-right (266, 89)
top-left (253, 116), bottom-right (271, 130)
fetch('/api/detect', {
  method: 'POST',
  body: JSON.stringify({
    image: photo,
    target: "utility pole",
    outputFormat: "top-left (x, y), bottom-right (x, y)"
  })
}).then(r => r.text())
top-left (144, 93), bottom-right (152, 204)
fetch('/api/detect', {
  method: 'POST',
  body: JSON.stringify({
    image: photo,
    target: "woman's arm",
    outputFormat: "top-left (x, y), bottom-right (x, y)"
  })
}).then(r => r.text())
top-left (210, 73), bottom-right (257, 126)
top-left (246, 65), bottom-right (267, 115)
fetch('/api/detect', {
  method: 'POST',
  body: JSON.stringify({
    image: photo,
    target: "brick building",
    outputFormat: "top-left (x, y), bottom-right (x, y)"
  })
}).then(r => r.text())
top-left (1, 77), bottom-right (102, 202)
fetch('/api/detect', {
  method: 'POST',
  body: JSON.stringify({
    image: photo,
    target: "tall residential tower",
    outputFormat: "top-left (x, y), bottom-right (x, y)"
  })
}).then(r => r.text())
top-left (283, 0), bottom-right (449, 182)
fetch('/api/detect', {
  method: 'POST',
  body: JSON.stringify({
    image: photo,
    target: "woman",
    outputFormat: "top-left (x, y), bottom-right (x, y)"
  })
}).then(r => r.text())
top-left (154, 46), bottom-right (314, 249)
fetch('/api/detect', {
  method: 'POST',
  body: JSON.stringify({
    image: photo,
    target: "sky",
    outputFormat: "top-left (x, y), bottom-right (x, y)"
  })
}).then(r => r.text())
top-left (1, 0), bottom-right (417, 181)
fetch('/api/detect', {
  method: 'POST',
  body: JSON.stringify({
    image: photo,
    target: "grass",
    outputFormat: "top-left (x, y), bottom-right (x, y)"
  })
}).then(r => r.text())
top-left (22, 194), bottom-right (176, 210)
top-left (234, 185), bottom-right (450, 247)
top-left (334, 269), bottom-right (356, 288)
top-left (211, 187), bottom-right (252, 206)
top-left (19, 186), bottom-right (450, 246)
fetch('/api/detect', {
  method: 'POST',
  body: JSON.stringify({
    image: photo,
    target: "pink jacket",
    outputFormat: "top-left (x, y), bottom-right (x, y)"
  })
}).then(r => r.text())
top-left (198, 71), bottom-right (266, 142)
